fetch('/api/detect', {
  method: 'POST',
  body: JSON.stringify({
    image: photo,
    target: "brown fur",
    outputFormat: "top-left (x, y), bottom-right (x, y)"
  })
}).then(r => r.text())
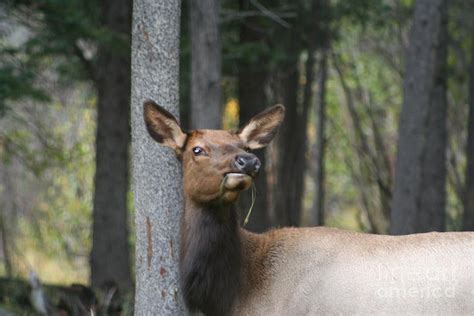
top-left (143, 101), bottom-right (474, 315)
top-left (144, 101), bottom-right (285, 315)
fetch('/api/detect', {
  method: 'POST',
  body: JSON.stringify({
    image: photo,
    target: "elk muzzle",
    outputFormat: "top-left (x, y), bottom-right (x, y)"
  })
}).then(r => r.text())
top-left (222, 153), bottom-right (260, 193)
top-left (234, 154), bottom-right (261, 177)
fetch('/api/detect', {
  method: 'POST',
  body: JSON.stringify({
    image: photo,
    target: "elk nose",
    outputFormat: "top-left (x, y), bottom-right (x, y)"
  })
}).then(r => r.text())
top-left (234, 154), bottom-right (261, 176)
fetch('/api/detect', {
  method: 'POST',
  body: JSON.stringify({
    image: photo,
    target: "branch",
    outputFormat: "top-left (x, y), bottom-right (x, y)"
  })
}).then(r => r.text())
top-left (249, 0), bottom-right (291, 28)
top-left (220, 10), bottom-right (296, 24)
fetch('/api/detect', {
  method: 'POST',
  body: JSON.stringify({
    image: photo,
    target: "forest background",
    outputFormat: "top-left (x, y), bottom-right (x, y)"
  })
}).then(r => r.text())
top-left (0, 0), bottom-right (473, 313)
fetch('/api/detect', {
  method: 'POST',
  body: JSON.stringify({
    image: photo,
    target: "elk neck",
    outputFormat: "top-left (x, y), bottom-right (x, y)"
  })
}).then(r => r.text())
top-left (179, 196), bottom-right (243, 315)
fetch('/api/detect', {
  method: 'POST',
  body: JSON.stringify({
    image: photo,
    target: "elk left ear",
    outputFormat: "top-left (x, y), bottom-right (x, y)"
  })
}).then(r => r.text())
top-left (143, 99), bottom-right (187, 153)
top-left (238, 104), bottom-right (285, 149)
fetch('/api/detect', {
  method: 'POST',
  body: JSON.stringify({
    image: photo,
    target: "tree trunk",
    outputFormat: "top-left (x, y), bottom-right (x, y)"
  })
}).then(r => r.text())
top-left (90, 0), bottom-right (132, 292)
top-left (274, 64), bottom-right (310, 227)
top-left (189, 0), bottom-right (222, 129)
top-left (273, 0), bottom-right (321, 227)
top-left (131, 0), bottom-right (185, 314)
top-left (463, 38), bottom-right (474, 231)
top-left (391, 0), bottom-right (448, 234)
top-left (0, 208), bottom-right (12, 277)
top-left (311, 50), bottom-right (328, 226)
top-left (288, 49), bottom-right (314, 226)
top-left (273, 59), bottom-right (300, 226)
top-left (237, 2), bottom-right (270, 232)
top-left (332, 54), bottom-right (390, 234)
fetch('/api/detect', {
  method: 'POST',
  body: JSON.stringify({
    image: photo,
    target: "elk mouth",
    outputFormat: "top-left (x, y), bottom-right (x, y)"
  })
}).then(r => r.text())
top-left (222, 172), bottom-right (253, 192)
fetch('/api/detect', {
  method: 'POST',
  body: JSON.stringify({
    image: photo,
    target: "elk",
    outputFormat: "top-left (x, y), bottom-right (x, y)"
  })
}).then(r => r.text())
top-left (143, 100), bottom-right (474, 315)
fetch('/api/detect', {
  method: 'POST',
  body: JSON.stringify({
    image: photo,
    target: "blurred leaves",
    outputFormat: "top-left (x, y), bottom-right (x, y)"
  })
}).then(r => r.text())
top-left (0, 0), bottom-right (130, 113)
top-left (1, 95), bottom-right (95, 283)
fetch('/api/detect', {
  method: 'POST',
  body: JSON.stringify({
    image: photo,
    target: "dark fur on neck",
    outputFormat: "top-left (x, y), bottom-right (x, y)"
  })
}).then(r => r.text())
top-left (180, 201), bottom-right (241, 315)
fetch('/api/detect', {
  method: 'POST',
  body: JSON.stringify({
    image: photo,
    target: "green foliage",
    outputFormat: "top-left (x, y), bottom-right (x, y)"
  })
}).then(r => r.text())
top-left (1, 92), bottom-right (95, 283)
top-left (0, 2), bottom-right (91, 111)
top-left (0, 0), bottom-right (472, 296)
top-left (0, 61), bottom-right (49, 116)
top-left (0, 0), bottom-right (130, 114)
top-left (0, 0), bottom-right (133, 286)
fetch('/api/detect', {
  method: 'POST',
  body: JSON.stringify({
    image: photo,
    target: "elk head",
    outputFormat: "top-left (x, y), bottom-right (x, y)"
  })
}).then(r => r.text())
top-left (144, 100), bottom-right (285, 205)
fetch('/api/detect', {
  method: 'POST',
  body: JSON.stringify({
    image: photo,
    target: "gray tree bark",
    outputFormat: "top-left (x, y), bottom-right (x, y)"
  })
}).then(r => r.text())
top-left (391, 0), bottom-right (448, 234)
top-left (131, 0), bottom-right (186, 314)
top-left (463, 39), bottom-right (474, 231)
top-left (189, 0), bottom-right (222, 129)
top-left (90, 0), bottom-right (132, 292)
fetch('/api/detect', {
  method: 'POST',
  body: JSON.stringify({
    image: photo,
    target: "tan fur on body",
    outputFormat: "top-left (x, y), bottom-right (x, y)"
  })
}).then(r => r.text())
top-left (239, 228), bottom-right (474, 315)
top-left (143, 100), bottom-right (474, 315)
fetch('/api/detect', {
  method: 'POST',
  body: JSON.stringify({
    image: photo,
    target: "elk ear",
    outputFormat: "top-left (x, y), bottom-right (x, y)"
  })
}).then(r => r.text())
top-left (143, 100), bottom-right (186, 152)
top-left (238, 104), bottom-right (285, 149)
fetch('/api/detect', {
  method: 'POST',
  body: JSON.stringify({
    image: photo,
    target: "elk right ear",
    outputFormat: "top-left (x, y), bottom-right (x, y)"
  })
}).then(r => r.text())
top-left (143, 100), bottom-right (186, 152)
top-left (238, 104), bottom-right (285, 149)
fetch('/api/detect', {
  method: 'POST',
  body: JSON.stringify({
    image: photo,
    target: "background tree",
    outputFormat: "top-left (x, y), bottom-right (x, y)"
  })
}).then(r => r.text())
top-left (311, 48), bottom-right (329, 226)
top-left (391, 0), bottom-right (448, 234)
top-left (236, 0), bottom-right (272, 232)
top-left (131, 0), bottom-right (185, 313)
top-left (90, 0), bottom-right (133, 292)
top-left (309, 0), bottom-right (330, 226)
top-left (272, 1), bottom-right (316, 227)
top-left (2, 0), bottom-right (474, 312)
top-left (0, 0), bottom-right (133, 291)
top-left (464, 40), bottom-right (474, 230)
top-left (189, 0), bottom-right (222, 129)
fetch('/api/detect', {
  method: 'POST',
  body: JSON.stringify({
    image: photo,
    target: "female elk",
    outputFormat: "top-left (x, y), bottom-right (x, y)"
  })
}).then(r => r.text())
top-left (144, 100), bottom-right (474, 315)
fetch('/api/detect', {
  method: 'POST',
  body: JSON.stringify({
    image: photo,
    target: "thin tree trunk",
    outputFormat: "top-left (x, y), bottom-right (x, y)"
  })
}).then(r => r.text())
top-left (311, 50), bottom-right (328, 226)
top-left (333, 54), bottom-right (390, 234)
top-left (237, 1), bottom-right (270, 232)
top-left (0, 166), bottom-right (12, 277)
top-left (274, 60), bottom-right (300, 226)
top-left (189, 0), bottom-right (222, 129)
top-left (463, 38), bottom-right (474, 231)
top-left (131, 0), bottom-right (185, 313)
top-left (0, 209), bottom-right (12, 277)
top-left (290, 48), bottom-right (315, 226)
top-left (90, 0), bottom-right (132, 292)
top-left (391, 0), bottom-right (448, 234)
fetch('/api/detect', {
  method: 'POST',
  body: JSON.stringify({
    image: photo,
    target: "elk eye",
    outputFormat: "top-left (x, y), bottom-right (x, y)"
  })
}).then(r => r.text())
top-left (192, 146), bottom-right (204, 155)
top-left (244, 147), bottom-right (251, 153)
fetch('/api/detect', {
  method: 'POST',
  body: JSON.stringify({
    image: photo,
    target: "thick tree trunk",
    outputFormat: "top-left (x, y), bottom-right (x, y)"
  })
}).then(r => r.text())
top-left (189, 0), bottom-right (222, 129)
top-left (90, 0), bottom-right (132, 292)
top-left (273, 1), bottom-right (321, 227)
top-left (311, 50), bottom-right (328, 226)
top-left (131, 0), bottom-right (185, 314)
top-left (237, 3), bottom-right (270, 232)
top-left (391, 0), bottom-right (448, 234)
top-left (274, 64), bottom-right (310, 227)
top-left (463, 40), bottom-right (474, 231)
